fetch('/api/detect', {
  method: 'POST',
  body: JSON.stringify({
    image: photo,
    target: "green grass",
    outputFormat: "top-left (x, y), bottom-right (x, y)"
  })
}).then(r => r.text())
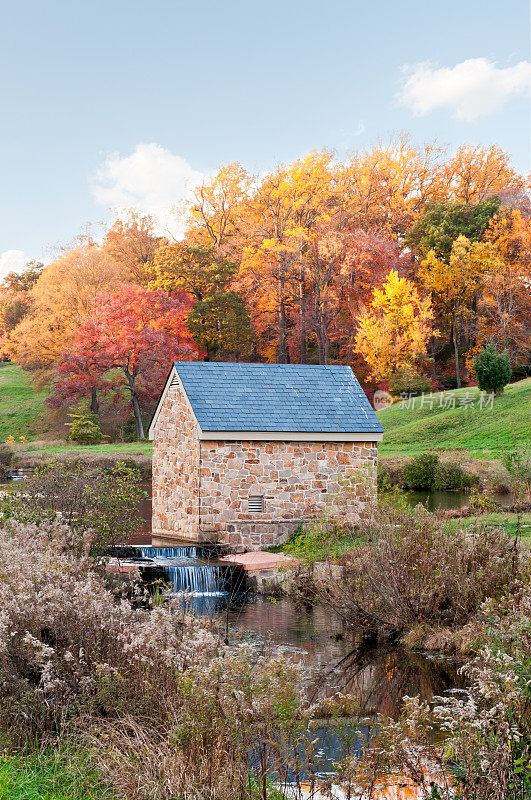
top-left (0, 364), bottom-right (49, 442)
top-left (0, 749), bottom-right (116, 800)
top-left (21, 441), bottom-right (153, 457)
top-left (452, 511), bottom-right (531, 539)
top-left (378, 378), bottom-right (531, 457)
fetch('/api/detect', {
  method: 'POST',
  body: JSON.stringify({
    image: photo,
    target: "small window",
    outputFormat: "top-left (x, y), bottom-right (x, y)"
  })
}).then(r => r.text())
top-left (248, 495), bottom-right (264, 513)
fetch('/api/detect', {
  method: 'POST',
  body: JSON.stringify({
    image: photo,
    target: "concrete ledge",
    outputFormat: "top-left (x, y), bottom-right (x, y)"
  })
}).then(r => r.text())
top-left (220, 551), bottom-right (298, 594)
top-left (219, 551), bottom-right (298, 571)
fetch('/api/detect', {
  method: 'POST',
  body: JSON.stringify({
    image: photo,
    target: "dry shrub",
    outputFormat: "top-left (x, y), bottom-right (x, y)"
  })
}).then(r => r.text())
top-left (0, 519), bottom-right (219, 741)
top-left (311, 497), bottom-right (519, 641)
top-left (79, 650), bottom-right (328, 800)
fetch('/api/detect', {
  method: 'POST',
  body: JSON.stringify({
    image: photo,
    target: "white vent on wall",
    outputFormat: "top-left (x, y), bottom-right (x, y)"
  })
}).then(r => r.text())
top-left (249, 495), bottom-right (265, 513)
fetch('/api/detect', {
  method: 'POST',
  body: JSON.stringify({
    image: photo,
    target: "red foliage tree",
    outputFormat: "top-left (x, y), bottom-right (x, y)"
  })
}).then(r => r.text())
top-left (50, 284), bottom-right (198, 438)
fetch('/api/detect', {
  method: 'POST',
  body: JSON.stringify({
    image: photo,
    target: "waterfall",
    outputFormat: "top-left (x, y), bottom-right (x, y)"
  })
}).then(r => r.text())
top-left (139, 545), bottom-right (198, 560)
top-left (166, 564), bottom-right (225, 594)
top-left (136, 545), bottom-right (237, 596)
top-left (114, 544), bottom-right (246, 606)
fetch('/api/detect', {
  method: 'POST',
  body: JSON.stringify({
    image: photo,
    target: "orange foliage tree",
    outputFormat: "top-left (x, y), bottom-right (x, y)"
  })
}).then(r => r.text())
top-left (7, 245), bottom-right (128, 385)
top-left (103, 210), bottom-right (166, 285)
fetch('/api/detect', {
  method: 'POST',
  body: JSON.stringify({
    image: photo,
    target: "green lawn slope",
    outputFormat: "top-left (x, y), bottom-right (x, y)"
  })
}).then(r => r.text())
top-left (0, 363), bottom-right (50, 442)
top-left (378, 378), bottom-right (531, 457)
top-left (0, 364), bottom-right (152, 458)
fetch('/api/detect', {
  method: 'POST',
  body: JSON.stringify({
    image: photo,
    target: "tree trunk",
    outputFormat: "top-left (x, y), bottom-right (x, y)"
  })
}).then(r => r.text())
top-left (131, 391), bottom-right (145, 440)
top-left (318, 304), bottom-right (329, 365)
top-left (299, 291), bottom-right (307, 364)
top-left (278, 291), bottom-right (287, 364)
top-left (90, 389), bottom-right (99, 415)
top-left (452, 317), bottom-right (461, 388)
top-left (126, 371), bottom-right (145, 439)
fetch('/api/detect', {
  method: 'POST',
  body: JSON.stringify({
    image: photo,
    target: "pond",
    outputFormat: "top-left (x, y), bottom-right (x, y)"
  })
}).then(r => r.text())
top-left (404, 488), bottom-right (514, 511)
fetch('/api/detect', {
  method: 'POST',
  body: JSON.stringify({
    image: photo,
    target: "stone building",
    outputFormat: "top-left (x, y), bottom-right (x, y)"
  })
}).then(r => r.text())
top-left (148, 363), bottom-right (383, 551)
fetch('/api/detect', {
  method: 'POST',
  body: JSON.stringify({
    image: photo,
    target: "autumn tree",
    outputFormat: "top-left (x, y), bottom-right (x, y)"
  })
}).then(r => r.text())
top-left (187, 292), bottom-right (255, 361)
top-left (51, 285), bottom-right (198, 438)
top-left (355, 271), bottom-right (434, 383)
top-left (150, 243), bottom-right (254, 360)
top-left (187, 163), bottom-right (253, 258)
top-left (1, 259), bottom-right (44, 292)
top-left (7, 246), bottom-right (127, 384)
top-left (103, 210), bottom-right (166, 285)
top-left (407, 197), bottom-right (501, 261)
top-left (334, 137), bottom-right (446, 239)
top-left (152, 244), bottom-right (236, 300)
top-left (236, 151), bottom-right (333, 362)
top-left (474, 210), bottom-right (531, 366)
top-left (420, 236), bottom-right (500, 387)
top-left (0, 261), bottom-right (44, 346)
top-left (442, 144), bottom-right (525, 204)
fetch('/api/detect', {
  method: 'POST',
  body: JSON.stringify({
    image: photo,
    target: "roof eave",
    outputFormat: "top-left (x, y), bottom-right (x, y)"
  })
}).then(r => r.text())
top-left (198, 430), bottom-right (384, 442)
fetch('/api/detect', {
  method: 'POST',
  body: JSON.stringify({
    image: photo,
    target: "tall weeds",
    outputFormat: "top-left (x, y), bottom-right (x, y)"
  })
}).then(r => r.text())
top-left (303, 495), bottom-right (520, 642)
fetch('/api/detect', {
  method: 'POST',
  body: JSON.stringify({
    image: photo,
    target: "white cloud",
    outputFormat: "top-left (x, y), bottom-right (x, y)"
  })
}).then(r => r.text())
top-left (0, 249), bottom-right (30, 279)
top-left (397, 58), bottom-right (531, 122)
top-left (91, 143), bottom-right (205, 238)
top-left (353, 119), bottom-right (366, 136)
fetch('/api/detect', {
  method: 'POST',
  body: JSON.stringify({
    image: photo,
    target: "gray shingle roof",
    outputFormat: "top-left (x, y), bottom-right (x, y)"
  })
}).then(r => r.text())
top-left (173, 362), bottom-right (383, 434)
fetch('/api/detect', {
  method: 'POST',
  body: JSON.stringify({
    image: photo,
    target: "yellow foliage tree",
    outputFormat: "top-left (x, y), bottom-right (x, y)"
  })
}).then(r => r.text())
top-left (188, 163), bottom-right (252, 259)
top-left (103, 210), bottom-right (165, 285)
top-left (442, 144), bottom-right (524, 203)
top-left (420, 235), bottom-right (502, 386)
top-left (236, 151), bottom-right (333, 362)
top-left (355, 271), bottom-right (434, 382)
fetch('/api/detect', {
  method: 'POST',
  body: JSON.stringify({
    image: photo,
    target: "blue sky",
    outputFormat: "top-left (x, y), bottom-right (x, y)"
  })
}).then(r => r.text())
top-left (1, 0), bottom-right (529, 273)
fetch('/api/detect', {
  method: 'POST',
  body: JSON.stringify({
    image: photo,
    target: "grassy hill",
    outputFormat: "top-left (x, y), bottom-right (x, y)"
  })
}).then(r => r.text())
top-left (0, 363), bottom-right (50, 442)
top-left (378, 378), bottom-right (531, 457)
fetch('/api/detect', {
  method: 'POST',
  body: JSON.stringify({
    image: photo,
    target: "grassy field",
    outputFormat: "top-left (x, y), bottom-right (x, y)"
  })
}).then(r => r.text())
top-left (0, 364), bottom-right (152, 458)
top-left (452, 511), bottom-right (531, 539)
top-left (0, 363), bottom-right (50, 442)
top-left (378, 378), bottom-right (531, 457)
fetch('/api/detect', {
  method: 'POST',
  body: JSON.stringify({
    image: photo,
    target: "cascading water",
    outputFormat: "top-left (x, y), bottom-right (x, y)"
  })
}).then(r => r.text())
top-left (139, 545), bottom-right (198, 560)
top-left (165, 563), bottom-right (224, 594)
top-left (111, 544), bottom-right (246, 610)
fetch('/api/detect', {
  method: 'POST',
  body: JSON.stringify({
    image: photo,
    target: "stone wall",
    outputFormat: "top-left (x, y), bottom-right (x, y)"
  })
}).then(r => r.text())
top-left (152, 385), bottom-right (202, 541)
top-left (152, 386), bottom-right (378, 549)
top-left (198, 439), bottom-right (377, 550)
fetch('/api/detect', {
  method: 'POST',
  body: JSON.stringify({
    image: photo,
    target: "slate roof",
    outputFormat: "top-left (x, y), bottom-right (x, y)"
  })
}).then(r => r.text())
top-left (173, 362), bottom-right (383, 434)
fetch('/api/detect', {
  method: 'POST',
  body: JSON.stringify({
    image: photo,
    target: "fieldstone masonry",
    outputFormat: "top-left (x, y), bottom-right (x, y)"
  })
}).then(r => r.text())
top-left (152, 384), bottom-right (378, 551)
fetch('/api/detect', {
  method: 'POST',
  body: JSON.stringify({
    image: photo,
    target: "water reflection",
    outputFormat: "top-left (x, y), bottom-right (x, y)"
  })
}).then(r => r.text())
top-left (404, 488), bottom-right (514, 511)
top-left (228, 598), bottom-right (462, 716)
